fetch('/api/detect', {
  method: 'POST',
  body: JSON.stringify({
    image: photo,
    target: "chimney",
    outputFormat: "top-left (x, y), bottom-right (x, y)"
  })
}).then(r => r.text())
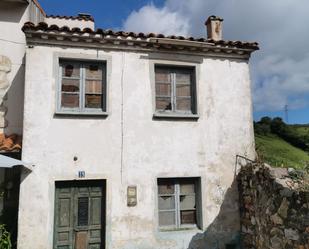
top-left (205, 16), bottom-right (224, 41)
top-left (78, 13), bottom-right (92, 20)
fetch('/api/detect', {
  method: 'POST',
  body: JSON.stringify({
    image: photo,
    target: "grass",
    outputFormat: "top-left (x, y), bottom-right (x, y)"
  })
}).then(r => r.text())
top-left (255, 133), bottom-right (309, 169)
top-left (291, 125), bottom-right (309, 136)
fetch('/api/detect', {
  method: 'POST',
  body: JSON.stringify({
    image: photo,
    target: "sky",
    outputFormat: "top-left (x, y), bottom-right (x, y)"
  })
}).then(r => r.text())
top-left (40, 0), bottom-right (309, 124)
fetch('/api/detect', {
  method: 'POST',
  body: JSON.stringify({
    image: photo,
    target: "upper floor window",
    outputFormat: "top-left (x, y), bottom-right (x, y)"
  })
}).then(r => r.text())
top-left (155, 66), bottom-right (196, 115)
top-left (58, 60), bottom-right (106, 114)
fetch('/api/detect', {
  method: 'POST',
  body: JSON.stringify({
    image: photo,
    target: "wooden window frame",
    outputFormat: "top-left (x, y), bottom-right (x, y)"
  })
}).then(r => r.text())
top-left (57, 60), bottom-right (107, 115)
top-left (154, 65), bottom-right (197, 117)
top-left (157, 177), bottom-right (201, 231)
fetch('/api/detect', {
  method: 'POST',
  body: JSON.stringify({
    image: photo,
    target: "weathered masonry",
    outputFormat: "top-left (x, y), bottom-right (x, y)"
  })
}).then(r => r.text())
top-left (2, 2), bottom-right (259, 248)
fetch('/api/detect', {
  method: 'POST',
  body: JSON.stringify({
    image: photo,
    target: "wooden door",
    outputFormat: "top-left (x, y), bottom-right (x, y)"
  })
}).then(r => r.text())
top-left (54, 181), bottom-right (105, 249)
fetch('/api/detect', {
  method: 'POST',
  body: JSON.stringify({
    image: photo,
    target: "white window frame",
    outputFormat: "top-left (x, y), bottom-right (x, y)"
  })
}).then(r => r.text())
top-left (157, 177), bottom-right (202, 231)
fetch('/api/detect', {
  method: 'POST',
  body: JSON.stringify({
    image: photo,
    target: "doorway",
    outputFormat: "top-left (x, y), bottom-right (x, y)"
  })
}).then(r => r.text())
top-left (53, 180), bottom-right (106, 249)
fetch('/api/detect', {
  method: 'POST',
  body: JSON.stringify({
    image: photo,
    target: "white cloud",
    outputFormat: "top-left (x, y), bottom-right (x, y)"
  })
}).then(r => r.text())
top-left (123, 4), bottom-right (189, 36)
top-left (122, 0), bottom-right (309, 113)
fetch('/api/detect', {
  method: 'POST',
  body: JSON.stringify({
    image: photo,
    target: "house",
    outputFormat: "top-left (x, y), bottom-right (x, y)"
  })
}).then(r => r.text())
top-left (1, 1), bottom-right (259, 249)
top-left (0, 0), bottom-right (45, 244)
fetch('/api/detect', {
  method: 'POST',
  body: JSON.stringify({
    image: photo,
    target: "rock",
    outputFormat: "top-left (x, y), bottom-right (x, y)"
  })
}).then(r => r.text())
top-left (270, 227), bottom-right (284, 237)
top-left (270, 236), bottom-right (284, 249)
top-left (271, 213), bottom-right (283, 225)
top-left (280, 188), bottom-right (294, 197)
top-left (251, 216), bottom-right (256, 225)
top-left (244, 195), bottom-right (252, 204)
top-left (284, 228), bottom-right (300, 241)
top-left (278, 198), bottom-right (289, 218)
top-left (270, 167), bottom-right (289, 179)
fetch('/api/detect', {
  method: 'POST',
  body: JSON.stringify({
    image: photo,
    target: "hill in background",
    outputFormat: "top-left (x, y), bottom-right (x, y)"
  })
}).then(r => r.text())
top-left (254, 117), bottom-right (309, 169)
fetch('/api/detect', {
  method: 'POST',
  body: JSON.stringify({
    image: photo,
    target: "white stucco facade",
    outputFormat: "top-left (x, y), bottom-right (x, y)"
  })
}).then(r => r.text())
top-left (18, 40), bottom-right (256, 248)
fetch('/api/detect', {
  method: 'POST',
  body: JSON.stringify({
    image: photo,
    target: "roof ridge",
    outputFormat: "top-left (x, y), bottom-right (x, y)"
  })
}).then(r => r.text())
top-left (46, 14), bottom-right (94, 22)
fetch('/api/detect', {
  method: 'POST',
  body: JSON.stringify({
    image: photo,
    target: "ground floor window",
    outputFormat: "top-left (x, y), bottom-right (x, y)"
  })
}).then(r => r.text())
top-left (157, 177), bottom-right (201, 230)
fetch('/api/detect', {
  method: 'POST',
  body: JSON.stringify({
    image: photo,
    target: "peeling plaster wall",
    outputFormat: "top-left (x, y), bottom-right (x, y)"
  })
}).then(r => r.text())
top-left (19, 45), bottom-right (255, 249)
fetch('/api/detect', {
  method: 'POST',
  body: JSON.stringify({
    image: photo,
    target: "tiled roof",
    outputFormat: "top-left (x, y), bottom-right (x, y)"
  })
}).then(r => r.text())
top-left (22, 22), bottom-right (258, 50)
top-left (46, 15), bottom-right (94, 22)
top-left (22, 22), bottom-right (259, 59)
top-left (0, 134), bottom-right (22, 152)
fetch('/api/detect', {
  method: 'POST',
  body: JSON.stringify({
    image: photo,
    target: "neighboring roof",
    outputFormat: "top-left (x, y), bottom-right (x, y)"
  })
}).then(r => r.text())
top-left (22, 22), bottom-right (259, 58)
top-left (0, 134), bottom-right (22, 152)
top-left (46, 14), bottom-right (94, 22)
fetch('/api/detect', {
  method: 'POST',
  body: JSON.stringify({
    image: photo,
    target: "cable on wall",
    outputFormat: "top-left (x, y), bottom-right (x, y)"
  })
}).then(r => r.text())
top-left (120, 52), bottom-right (125, 183)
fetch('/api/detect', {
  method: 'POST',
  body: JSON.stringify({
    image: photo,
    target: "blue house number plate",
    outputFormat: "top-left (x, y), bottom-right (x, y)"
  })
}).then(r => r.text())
top-left (78, 171), bottom-right (85, 178)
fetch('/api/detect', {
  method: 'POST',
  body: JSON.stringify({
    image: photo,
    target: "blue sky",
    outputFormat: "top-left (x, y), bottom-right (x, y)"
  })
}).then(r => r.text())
top-left (40, 0), bottom-right (165, 29)
top-left (40, 0), bottom-right (309, 124)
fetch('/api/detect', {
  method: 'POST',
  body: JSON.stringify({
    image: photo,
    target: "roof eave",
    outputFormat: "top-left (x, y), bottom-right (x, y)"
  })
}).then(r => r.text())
top-left (22, 22), bottom-right (259, 58)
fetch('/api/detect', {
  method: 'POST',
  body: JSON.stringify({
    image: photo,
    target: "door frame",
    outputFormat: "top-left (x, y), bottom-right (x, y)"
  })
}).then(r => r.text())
top-left (53, 180), bottom-right (106, 249)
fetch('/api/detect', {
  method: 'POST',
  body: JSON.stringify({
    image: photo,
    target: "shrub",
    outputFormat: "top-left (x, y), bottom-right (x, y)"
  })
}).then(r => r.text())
top-left (0, 224), bottom-right (11, 249)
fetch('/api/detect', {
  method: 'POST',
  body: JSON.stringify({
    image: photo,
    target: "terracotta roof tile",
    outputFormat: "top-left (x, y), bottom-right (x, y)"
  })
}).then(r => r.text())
top-left (0, 134), bottom-right (22, 152)
top-left (46, 15), bottom-right (94, 22)
top-left (22, 22), bottom-right (259, 53)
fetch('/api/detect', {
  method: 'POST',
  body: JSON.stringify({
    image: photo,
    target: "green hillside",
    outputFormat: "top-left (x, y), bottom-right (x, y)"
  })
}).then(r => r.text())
top-left (291, 125), bottom-right (309, 136)
top-left (255, 134), bottom-right (309, 169)
top-left (254, 117), bottom-right (309, 169)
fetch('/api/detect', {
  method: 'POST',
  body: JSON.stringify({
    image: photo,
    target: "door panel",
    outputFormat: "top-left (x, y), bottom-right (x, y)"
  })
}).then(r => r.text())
top-left (54, 181), bottom-right (105, 249)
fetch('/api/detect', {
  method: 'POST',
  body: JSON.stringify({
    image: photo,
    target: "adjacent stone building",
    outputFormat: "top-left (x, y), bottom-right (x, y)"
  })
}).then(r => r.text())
top-left (1, 1), bottom-right (259, 249)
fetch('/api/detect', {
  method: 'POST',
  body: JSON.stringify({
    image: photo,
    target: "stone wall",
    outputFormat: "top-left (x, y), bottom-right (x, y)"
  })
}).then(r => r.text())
top-left (238, 164), bottom-right (309, 249)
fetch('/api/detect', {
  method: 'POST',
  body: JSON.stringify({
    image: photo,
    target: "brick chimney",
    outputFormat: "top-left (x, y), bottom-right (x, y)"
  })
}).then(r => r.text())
top-left (205, 16), bottom-right (224, 41)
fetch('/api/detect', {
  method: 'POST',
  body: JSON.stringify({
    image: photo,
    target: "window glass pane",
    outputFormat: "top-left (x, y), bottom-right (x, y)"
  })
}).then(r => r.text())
top-left (85, 80), bottom-right (102, 94)
top-left (156, 83), bottom-right (171, 96)
top-left (180, 210), bottom-right (196, 224)
top-left (158, 180), bottom-right (174, 194)
top-left (159, 211), bottom-right (176, 226)
top-left (155, 69), bottom-right (171, 83)
top-left (176, 98), bottom-right (191, 111)
top-left (85, 64), bottom-right (103, 80)
top-left (78, 197), bottom-right (89, 226)
top-left (156, 97), bottom-right (172, 111)
top-left (61, 79), bottom-right (80, 92)
top-left (158, 196), bottom-right (175, 210)
top-left (176, 85), bottom-right (191, 97)
top-left (85, 94), bottom-right (102, 109)
top-left (180, 195), bottom-right (195, 210)
top-left (61, 93), bottom-right (79, 108)
top-left (180, 182), bottom-right (195, 194)
top-left (61, 63), bottom-right (80, 78)
top-left (176, 72), bottom-right (191, 85)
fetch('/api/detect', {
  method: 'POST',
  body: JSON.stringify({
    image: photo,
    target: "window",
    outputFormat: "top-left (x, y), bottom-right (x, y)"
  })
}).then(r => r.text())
top-left (155, 66), bottom-right (196, 115)
top-left (58, 60), bottom-right (106, 113)
top-left (157, 178), bottom-right (201, 230)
